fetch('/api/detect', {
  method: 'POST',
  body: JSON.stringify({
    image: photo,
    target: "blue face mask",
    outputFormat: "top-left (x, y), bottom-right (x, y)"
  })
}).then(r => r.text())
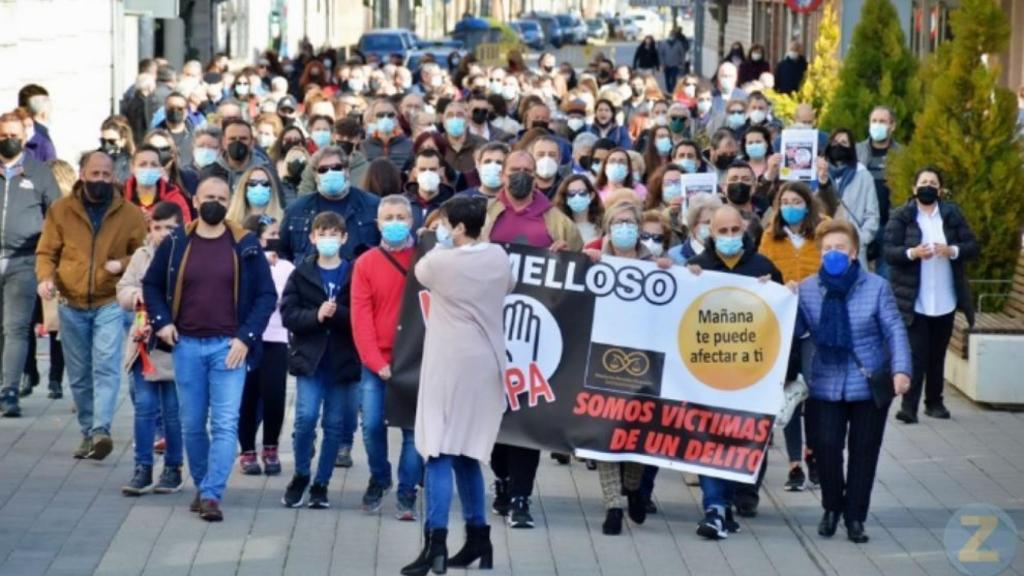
top-left (435, 224), bottom-right (454, 248)
top-left (727, 112), bottom-right (746, 129)
top-left (319, 170), bottom-right (348, 197)
top-left (662, 182), bottom-right (682, 202)
top-left (610, 222), bottom-right (639, 250)
top-left (311, 130), bottom-right (332, 148)
top-left (567, 193), bottom-right (592, 214)
top-left (606, 163), bottom-right (628, 184)
top-left (194, 147), bottom-right (218, 168)
top-left (375, 117), bottom-right (395, 135)
top-left (697, 224), bottom-right (711, 242)
top-left (716, 234), bottom-right (744, 256)
top-left (655, 137), bottom-right (673, 155)
top-left (479, 162), bottom-right (502, 189)
top-left (677, 158), bottom-right (698, 174)
top-left (445, 117), bottom-right (467, 138)
top-left (869, 122), bottom-right (889, 142)
top-left (822, 250), bottom-right (851, 276)
top-left (381, 220), bottom-right (411, 245)
top-left (135, 167), bottom-right (161, 187)
top-left (746, 142), bottom-right (768, 160)
top-left (780, 205), bottom-right (808, 225)
top-left (246, 184), bottom-right (272, 207)
top-left (315, 237), bottom-right (342, 258)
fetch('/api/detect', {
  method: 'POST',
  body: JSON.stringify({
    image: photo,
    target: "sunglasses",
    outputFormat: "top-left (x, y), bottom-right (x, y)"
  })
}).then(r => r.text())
top-left (640, 233), bottom-right (665, 243)
top-left (247, 179), bottom-right (271, 188)
top-left (316, 164), bottom-right (346, 174)
top-left (566, 189), bottom-right (589, 198)
top-left (100, 138), bottom-right (118, 146)
top-left (375, 112), bottom-right (397, 119)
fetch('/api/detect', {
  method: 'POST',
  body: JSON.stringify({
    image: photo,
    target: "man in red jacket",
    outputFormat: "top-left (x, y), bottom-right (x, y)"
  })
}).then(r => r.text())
top-left (351, 194), bottom-right (424, 520)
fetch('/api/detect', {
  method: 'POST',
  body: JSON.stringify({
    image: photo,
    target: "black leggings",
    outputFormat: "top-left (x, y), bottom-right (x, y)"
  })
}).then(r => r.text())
top-left (238, 342), bottom-right (288, 452)
top-left (490, 443), bottom-right (540, 498)
top-left (25, 331), bottom-right (64, 384)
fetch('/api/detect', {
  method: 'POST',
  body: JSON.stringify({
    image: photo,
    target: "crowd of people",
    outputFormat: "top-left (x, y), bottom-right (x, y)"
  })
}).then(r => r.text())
top-left (0, 27), bottom-right (989, 574)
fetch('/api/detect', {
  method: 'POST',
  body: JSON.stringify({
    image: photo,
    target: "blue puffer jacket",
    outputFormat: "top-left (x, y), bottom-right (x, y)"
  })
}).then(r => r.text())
top-left (796, 268), bottom-right (912, 402)
top-left (141, 220), bottom-right (278, 369)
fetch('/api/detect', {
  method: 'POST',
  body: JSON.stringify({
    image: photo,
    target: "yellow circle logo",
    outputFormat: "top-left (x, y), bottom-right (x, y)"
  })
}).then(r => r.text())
top-left (678, 287), bottom-right (781, 391)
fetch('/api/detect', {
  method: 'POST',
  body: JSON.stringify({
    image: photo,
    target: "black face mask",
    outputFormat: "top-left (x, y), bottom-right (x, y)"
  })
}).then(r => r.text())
top-left (827, 144), bottom-right (855, 166)
top-left (287, 159), bottom-right (306, 178)
top-left (264, 238), bottom-right (282, 253)
top-left (0, 137), bottom-right (23, 159)
top-left (915, 185), bottom-right (939, 205)
top-left (166, 108), bottom-right (186, 125)
top-left (531, 121), bottom-right (550, 133)
top-left (714, 154), bottom-right (736, 171)
top-left (507, 172), bottom-right (535, 200)
top-left (280, 115), bottom-right (296, 127)
top-left (726, 182), bottom-right (753, 205)
top-left (471, 109), bottom-right (489, 125)
top-left (154, 147), bottom-right (174, 166)
top-left (84, 181), bottom-right (114, 204)
top-left (100, 141), bottom-right (121, 156)
top-left (338, 141), bottom-right (355, 156)
top-left (578, 155), bottom-right (593, 171)
top-left (227, 140), bottom-right (250, 162)
top-left (199, 200), bottom-right (227, 225)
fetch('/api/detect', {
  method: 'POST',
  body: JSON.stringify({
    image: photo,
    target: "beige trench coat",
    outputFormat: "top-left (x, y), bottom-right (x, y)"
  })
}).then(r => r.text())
top-left (413, 242), bottom-right (515, 463)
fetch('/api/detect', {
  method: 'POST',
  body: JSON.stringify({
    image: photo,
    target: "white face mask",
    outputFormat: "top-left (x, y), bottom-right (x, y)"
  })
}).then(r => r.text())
top-left (536, 157), bottom-right (558, 179)
top-left (416, 170), bottom-right (441, 194)
top-left (683, 84), bottom-right (696, 98)
top-left (641, 238), bottom-right (664, 258)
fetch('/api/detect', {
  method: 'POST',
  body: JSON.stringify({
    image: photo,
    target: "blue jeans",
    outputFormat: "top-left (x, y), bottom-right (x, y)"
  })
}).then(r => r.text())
top-left (131, 364), bottom-right (182, 467)
top-left (360, 367), bottom-right (422, 498)
top-left (173, 336), bottom-right (246, 502)
top-left (698, 475), bottom-right (736, 514)
top-left (293, 366), bottom-right (359, 486)
top-left (425, 454), bottom-right (487, 530)
top-left (59, 302), bottom-right (126, 436)
top-left (1, 267), bottom-right (37, 398)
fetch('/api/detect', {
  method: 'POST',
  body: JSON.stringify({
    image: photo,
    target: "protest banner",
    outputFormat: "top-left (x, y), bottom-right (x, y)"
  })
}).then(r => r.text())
top-left (388, 244), bottom-right (798, 484)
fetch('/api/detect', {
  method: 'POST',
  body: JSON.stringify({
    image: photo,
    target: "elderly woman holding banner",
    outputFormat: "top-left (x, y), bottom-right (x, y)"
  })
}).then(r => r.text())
top-left (795, 219), bottom-right (911, 545)
top-left (402, 196), bottom-right (514, 576)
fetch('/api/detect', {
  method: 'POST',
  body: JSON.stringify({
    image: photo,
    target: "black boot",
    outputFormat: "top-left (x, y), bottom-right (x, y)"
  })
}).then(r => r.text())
top-left (448, 524), bottom-right (493, 569)
top-left (401, 528), bottom-right (448, 576)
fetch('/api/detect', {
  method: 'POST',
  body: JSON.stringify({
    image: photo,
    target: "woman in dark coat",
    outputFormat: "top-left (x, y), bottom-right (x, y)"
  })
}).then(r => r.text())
top-left (884, 167), bottom-right (978, 423)
top-left (633, 36), bottom-right (661, 73)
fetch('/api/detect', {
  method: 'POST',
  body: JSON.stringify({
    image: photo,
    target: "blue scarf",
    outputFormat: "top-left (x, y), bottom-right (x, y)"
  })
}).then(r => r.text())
top-left (828, 162), bottom-right (857, 197)
top-left (815, 261), bottom-right (860, 365)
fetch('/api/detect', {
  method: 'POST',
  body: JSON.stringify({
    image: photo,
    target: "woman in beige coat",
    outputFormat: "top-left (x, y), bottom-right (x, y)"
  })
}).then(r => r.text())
top-left (402, 196), bottom-right (514, 576)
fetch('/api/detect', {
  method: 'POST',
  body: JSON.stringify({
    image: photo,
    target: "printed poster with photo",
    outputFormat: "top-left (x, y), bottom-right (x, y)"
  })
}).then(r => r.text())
top-left (780, 129), bottom-right (818, 182)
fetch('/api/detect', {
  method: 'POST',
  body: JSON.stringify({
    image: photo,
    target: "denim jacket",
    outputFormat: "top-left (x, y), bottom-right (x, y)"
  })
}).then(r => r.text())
top-left (277, 187), bottom-right (381, 263)
top-left (796, 268), bottom-right (912, 402)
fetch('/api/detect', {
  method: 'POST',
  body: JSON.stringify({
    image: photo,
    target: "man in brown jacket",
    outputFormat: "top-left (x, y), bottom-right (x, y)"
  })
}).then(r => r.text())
top-left (36, 150), bottom-right (146, 460)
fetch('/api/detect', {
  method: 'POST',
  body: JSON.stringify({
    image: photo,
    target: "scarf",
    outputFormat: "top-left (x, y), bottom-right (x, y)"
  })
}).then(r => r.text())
top-left (815, 261), bottom-right (860, 365)
top-left (828, 162), bottom-right (857, 198)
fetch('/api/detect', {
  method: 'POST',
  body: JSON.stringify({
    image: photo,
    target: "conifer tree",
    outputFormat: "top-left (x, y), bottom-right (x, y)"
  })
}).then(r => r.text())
top-left (765, 1), bottom-right (841, 123)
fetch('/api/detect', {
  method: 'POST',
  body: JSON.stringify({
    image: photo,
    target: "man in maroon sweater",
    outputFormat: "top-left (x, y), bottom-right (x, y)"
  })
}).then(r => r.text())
top-left (351, 194), bottom-right (424, 520)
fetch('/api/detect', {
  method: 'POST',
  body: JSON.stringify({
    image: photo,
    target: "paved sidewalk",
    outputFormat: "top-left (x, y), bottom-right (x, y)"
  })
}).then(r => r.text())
top-left (0, 354), bottom-right (1022, 575)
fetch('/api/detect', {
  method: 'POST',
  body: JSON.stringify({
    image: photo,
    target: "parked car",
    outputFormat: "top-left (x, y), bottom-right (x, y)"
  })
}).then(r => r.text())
top-left (523, 12), bottom-right (563, 48)
top-left (608, 17), bottom-right (639, 41)
top-left (512, 20), bottom-right (545, 50)
top-left (585, 18), bottom-right (608, 41)
top-left (407, 39), bottom-right (467, 72)
top-left (555, 13), bottom-right (588, 45)
top-left (357, 29), bottom-right (417, 64)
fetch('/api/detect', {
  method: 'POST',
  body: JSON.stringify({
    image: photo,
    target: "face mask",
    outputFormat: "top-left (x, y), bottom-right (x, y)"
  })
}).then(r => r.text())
top-left (471, 109), bottom-right (489, 125)
top-left (227, 140), bottom-right (250, 162)
top-left (567, 117), bottom-right (585, 132)
top-left (669, 117), bottom-right (687, 134)
top-left (536, 157), bottom-right (558, 179)
top-left (135, 167), bottom-right (161, 187)
top-left (746, 142), bottom-right (768, 160)
top-left (435, 224), bottom-right (454, 248)
top-left (0, 138), bottom-right (22, 159)
top-left (85, 181), bottom-right (114, 203)
top-left (311, 130), bottom-right (332, 148)
top-left (264, 238), bottom-right (282, 253)
top-left (655, 137), bottom-right (673, 155)
top-left (348, 79), bottom-right (365, 93)
top-left (429, 75), bottom-right (444, 88)
top-left (678, 158), bottom-right (698, 173)
top-left (606, 163), bottom-right (628, 184)
top-left (507, 172), bottom-right (534, 200)
top-left (235, 84), bottom-right (250, 97)
top-left (610, 222), bottom-right (639, 250)
top-left (749, 110), bottom-right (767, 125)
top-left (780, 205), bottom-right (808, 225)
top-left (479, 163), bottom-right (502, 189)
top-left (445, 117), bottom-right (467, 138)
top-left (199, 200), bottom-right (227, 225)
top-left (194, 147), bottom-right (218, 168)
top-left (381, 220), bottom-right (411, 245)
top-left (697, 224), bottom-right (711, 242)
top-left (720, 77), bottom-right (736, 92)
top-left (714, 154), bottom-right (736, 170)
top-left (567, 193), bottom-right (591, 214)
top-left (631, 85), bottom-right (644, 97)
top-left (822, 249), bottom-right (851, 276)
top-left (727, 182), bottom-right (752, 205)
top-left (869, 122), bottom-right (889, 142)
top-left (697, 100), bottom-right (713, 115)
top-left (532, 120), bottom-right (550, 133)
top-left (319, 169), bottom-right (348, 197)
top-left (715, 234), bottom-right (744, 257)
top-left (166, 108), bottom-right (186, 125)
top-left (100, 141), bottom-right (121, 156)
top-left (416, 170), bottom-right (441, 194)
top-left (642, 238), bottom-right (664, 258)
top-left (375, 117), bottom-right (395, 134)
top-left (827, 144), bottom-right (855, 166)
top-left (727, 112), bottom-right (746, 129)
top-left (683, 85), bottom-right (696, 98)
top-left (246, 184), bottom-right (272, 207)
top-left (915, 185), bottom-right (939, 205)
top-left (591, 161), bottom-right (602, 176)
top-left (663, 182), bottom-right (682, 202)
top-left (751, 52), bottom-right (763, 62)
top-left (501, 85), bottom-right (518, 101)
top-left (315, 237), bottom-right (342, 258)
top-left (787, 51), bottom-right (799, 60)
top-left (489, 80), bottom-right (503, 95)
top-left (287, 159), bottom-right (306, 178)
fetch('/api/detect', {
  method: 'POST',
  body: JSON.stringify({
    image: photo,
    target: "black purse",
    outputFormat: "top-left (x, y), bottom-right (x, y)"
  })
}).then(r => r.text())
top-left (851, 352), bottom-right (893, 409)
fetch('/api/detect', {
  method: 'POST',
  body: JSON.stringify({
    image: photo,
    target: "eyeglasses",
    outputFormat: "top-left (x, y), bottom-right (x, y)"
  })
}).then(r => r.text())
top-left (375, 112), bottom-right (397, 119)
top-left (166, 107), bottom-right (185, 114)
top-left (316, 164), bottom-right (346, 174)
top-left (100, 138), bottom-right (118, 146)
top-left (247, 179), bottom-right (271, 188)
top-left (669, 116), bottom-right (685, 121)
top-left (640, 233), bottom-right (665, 243)
top-left (566, 189), bottom-right (589, 198)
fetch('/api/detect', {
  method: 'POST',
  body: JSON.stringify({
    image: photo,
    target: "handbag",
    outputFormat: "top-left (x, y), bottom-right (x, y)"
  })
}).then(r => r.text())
top-left (851, 351), bottom-right (893, 409)
top-left (776, 375), bottom-right (809, 428)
